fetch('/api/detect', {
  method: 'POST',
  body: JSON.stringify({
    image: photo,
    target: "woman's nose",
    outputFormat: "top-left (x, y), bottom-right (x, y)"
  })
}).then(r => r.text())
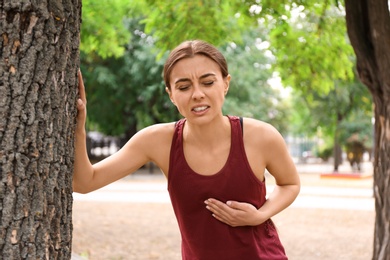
top-left (192, 85), bottom-right (205, 99)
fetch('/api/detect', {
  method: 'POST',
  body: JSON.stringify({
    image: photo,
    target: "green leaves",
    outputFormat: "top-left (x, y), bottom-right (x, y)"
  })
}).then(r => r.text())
top-left (79, 0), bottom-right (372, 147)
top-left (142, 0), bottom-right (249, 55)
top-left (222, 29), bottom-right (291, 134)
top-left (81, 0), bottom-right (131, 58)
top-left (81, 18), bottom-right (180, 136)
top-left (268, 2), bottom-right (355, 94)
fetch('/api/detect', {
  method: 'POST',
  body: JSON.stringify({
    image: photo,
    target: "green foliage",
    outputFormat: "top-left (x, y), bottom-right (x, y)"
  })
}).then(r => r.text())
top-left (81, 0), bottom-right (131, 58)
top-left (317, 145), bottom-right (333, 161)
top-left (81, 18), bottom-right (180, 136)
top-left (79, 0), bottom-right (372, 145)
top-left (222, 28), bottom-right (291, 134)
top-left (289, 73), bottom-right (373, 151)
top-left (268, 3), bottom-right (355, 94)
top-left (339, 109), bottom-right (373, 149)
top-left (141, 0), bottom-right (252, 56)
top-left (81, 17), bottom-right (291, 136)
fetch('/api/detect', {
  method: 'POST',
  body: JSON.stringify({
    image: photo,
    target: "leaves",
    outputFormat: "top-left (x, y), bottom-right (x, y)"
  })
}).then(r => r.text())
top-left (142, 0), bottom-right (249, 55)
top-left (80, 0), bottom-right (372, 148)
top-left (81, 17), bottom-right (180, 136)
top-left (268, 2), bottom-right (355, 94)
top-left (81, 0), bottom-right (131, 58)
top-left (222, 28), bottom-right (291, 134)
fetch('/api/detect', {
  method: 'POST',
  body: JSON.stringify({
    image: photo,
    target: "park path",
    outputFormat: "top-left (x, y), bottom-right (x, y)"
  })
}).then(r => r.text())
top-left (72, 160), bottom-right (375, 260)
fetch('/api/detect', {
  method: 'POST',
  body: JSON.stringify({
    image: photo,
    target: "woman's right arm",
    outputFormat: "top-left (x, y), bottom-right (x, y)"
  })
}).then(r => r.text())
top-left (73, 71), bottom-right (153, 193)
top-left (73, 70), bottom-right (94, 193)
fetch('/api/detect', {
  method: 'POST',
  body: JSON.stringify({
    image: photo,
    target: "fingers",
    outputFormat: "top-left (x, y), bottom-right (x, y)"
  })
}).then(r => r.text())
top-left (205, 199), bottom-right (239, 226)
top-left (78, 69), bottom-right (87, 103)
top-left (204, 199), bottom-right (229, 215)
top-left (76, 70), bottom-right (87, 128)
top-left (77, 98), bottom-right (85, 111)
top-left (204, 199), bottom-right (244, 212)
top-left (204, 199), bottom-right (262, 227)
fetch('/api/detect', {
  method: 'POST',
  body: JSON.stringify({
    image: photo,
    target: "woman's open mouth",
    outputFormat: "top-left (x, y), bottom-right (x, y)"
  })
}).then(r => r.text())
top-left (192, 106), bottom-right (209, 112)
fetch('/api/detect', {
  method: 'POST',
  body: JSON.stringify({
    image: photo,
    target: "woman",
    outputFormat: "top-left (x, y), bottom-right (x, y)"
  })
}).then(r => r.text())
top-left (74, 40), bottom-right (300, 259)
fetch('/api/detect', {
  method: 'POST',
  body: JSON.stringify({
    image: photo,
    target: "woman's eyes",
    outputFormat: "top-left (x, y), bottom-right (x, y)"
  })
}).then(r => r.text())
top-left (203, 81), bottom-right (214, 86)
top-left (178, 85), bottom-right (190, 91)
top-left (177, 81), bottom-right (214, 91)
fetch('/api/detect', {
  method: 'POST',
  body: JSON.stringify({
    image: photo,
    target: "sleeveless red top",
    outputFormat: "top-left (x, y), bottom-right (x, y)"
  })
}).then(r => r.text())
top-left (168, 116), bottom-right (287, 260)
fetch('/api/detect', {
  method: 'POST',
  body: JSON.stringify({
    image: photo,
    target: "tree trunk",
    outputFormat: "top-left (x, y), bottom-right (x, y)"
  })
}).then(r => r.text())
top-left (345, 0), bottom-right (390, 259)
top-left (333, 112), bottom-right (343, 172)
top-left (0, 0), bottom-right (81, 259)
top-left (333, 142), bottom-right (342, 172)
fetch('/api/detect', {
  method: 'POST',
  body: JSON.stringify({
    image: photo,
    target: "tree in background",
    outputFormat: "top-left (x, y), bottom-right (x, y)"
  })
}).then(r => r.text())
top-left (0, 0), bottom-right (80, 258)
top-left (80, 0), bottom-right (131, 59)
top-left (81, 17), bottom-right (180, 143)
top-left (81, 14), bottom-right (290, 140)
top-left (141, 0), bottom-right (251, 58)
top-left (345, 1), bottom-right (390, 257)
top-left (266, 2), bottom-right (357, 169)
top-left (222, 29), bottom-right (291, 135)
top-left (290, 76), bottom-right (372, 170)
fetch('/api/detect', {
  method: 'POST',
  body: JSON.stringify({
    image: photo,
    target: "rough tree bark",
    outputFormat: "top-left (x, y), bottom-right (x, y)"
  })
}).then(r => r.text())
top-left (345, 0), bottom-right (390, 259)
top-left (0, 0), bottom-right (81, 259)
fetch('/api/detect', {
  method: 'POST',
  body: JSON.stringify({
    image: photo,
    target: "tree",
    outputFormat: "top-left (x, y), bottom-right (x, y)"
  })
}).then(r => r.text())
top-left (80, 0), bottom-right (131, 58)
top-left (344, 1), bottom-right (390, 258)
top-left (265, 2), bottom-right (358, 169)
top-left (80, 17), bottom-right (180, 141)
top-left (141, 0), bottom-right (251, 58)
top-left (0, 0), bottom-right (80, 258)
top-left (222, 29), bottom-right (291, 135)
top-left (80, 14), bottom-right (291, 139)
top-left (290, 77), bottom-right (372, 169)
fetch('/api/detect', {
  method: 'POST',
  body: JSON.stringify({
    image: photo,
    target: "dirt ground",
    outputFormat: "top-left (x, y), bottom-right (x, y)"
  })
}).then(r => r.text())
top-left (72, 170), bottom-right (374, 260)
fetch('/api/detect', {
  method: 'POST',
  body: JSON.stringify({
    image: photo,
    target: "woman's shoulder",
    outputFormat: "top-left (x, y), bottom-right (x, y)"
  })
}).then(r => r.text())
top-left (124, 122), bottom-right (176, 157)
top-left (136, 122), bottom-right (177, 139)
top-left (240, 117), bottom-right (284, 144)
top-left (241, 117), bottom-right (279, 134)
top-left (136, 122), bottom-right (178, 172)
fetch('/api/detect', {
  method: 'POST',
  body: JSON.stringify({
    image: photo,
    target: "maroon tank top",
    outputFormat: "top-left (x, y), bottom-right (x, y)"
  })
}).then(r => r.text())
top-left (168, 116), bottom-right (287, 260)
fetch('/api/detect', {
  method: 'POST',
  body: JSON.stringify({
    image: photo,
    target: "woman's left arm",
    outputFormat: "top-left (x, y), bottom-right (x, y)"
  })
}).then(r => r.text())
top-left (205, 121), bottom-right (300, 227)
top-left (254, 123), bottom-right (301, 223)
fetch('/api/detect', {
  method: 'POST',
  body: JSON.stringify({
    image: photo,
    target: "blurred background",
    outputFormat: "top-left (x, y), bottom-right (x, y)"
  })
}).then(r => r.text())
top-left (79, 1), bottom-right (373, 174)
top-left (73, 1), bottom-right (378, 259)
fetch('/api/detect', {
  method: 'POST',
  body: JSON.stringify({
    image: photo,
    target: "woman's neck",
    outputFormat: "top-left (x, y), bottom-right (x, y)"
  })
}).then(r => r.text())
top-left (183, 115), bottom-right (231, 148)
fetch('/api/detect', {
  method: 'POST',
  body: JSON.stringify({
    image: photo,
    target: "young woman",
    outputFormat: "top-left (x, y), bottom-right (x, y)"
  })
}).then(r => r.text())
top-left (74, 40), bottom-right (300, 259)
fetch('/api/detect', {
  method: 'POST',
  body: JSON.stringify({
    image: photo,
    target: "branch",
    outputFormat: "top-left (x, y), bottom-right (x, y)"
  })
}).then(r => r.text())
top-left (367, 0), bottom-right (390, 94)
top-left (345, 0), bottom-right (390, 97)
top-left (345, 0), bottom-right (376, 89)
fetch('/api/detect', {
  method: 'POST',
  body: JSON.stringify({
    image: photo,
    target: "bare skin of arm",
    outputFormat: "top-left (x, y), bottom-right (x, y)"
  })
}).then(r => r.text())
top-left (73, 71), bottom-right (172, 194)
top-left (204, 118), bottom-right (300, 227)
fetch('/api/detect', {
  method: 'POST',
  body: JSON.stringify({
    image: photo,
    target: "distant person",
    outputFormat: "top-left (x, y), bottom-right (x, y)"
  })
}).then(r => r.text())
top-left (73, 40), bottom-right (300, 259)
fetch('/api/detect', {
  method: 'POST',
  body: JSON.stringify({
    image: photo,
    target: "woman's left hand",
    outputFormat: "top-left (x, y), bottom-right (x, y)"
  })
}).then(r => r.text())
top-left (204, 198), bottom-right (265, 227)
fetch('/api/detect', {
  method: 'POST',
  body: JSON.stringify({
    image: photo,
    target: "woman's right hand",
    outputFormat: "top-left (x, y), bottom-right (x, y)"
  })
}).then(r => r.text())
top-left (76, 70), bottom-right (87, 131)
top-left (73, 69), bottom-right (92, 193)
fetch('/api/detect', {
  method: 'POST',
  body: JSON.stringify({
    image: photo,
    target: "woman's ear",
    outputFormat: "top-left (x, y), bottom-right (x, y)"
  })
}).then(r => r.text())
top-left (224, 74), bottom-right (231, 95)
top-left (166, 87), bottom-right (175, 104)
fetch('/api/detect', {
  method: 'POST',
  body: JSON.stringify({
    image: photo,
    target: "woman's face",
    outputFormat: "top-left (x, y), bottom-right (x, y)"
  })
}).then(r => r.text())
top-left (167, 55), bottom-right (230, 123)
